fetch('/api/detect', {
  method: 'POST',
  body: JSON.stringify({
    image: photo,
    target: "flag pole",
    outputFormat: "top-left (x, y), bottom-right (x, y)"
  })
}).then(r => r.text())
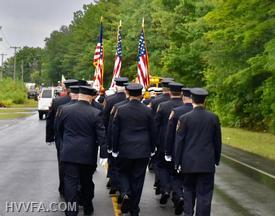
top-left (101, 16), bottom-right (104, 89)
top-left (142, 17), bottom-right (150, 89)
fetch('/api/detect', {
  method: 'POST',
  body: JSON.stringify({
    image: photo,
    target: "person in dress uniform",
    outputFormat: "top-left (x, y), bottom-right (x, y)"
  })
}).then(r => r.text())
top-left (154, 82), bottom-right (184, 205)
top-left (164, 87), bottom-right (193, 215)
top-left (148, 78), bottom-right (174, 194)
top-left (112, 83), bottom-right (156, 216)
top-left (106, 83), bottom-right (130, 198)
top-left (148, 78), bottom-right (174, 115)
top-left (174, 88), bottom-right (222, 216)
top-left (103, 77), bottom-right (128, 194)
top-left (57, 86), bottom-right (107, 216)
top-left (46, 79), bottom-right (78, 196)
top-left (103, 77), bottom-right (129, 129)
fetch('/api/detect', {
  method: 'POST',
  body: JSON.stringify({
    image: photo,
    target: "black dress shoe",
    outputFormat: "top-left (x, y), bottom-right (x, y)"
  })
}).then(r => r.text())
top-left (109, 188), bottom-right (117, 197)
top-left (155, 186), bottom-right (161, 195)
top-left (121, 195), bottom-right (130, 213)
top-left (174, 197), bottom-right (184, 215)
top-left (160, 192), bottom-right (170, 205)
top-left (84, 203), bottom-right (94, 216)
top-left (117, 194), bottom-right (123, 204)
top-left (106, 179), bottom-right (111, 189)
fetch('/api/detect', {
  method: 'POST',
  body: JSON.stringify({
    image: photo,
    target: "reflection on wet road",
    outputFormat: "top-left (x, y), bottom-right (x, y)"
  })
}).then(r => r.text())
top-left (0, 114), bottom-right (274, 215)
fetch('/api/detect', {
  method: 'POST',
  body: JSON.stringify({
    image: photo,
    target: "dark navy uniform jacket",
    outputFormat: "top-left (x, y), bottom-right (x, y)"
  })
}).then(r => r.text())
top-left (46, 95), bottom-right (71, 142)
top-left (174, 106), bottom-right (222, 173)
top-left (155, 98), bottom-right (183, 154)
top-left (112, 99), bottom-right (156, 159)
top-left (91, 100), bottom-right (103, 111)
top-left (165, 103), bottom-right (193, 158)
top-left (103, 92), bottom-right (126, 130)
top-left (149, 93), bottom-right (170, 116)
top-left (107, 99), bottom-right (129, 151)
top-left (54, 99), bottom-right (78, 150)
top-left (58, 100), bottom-right (107, 165)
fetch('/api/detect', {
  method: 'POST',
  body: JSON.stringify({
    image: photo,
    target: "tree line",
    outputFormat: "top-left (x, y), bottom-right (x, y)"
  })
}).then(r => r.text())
top-left (1, 0), bottom-right (275, 133)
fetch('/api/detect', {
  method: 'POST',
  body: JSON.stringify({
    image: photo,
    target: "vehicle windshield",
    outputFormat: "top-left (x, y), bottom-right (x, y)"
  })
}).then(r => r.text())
top-left (41, 90), bottom-right (52, 98)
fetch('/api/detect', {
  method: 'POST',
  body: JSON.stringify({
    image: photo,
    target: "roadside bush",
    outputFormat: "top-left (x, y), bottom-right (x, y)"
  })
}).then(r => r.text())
top-left (0, 78), bottom-right (27, 107)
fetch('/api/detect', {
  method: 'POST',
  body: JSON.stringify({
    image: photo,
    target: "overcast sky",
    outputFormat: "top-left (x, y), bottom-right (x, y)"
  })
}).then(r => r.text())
top-left (0, 0), bottom-right (92, 62)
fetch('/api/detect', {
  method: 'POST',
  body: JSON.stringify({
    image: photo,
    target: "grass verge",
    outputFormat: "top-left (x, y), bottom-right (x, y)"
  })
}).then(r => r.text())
top-left (0, 113), bottom-right (32, 120)
top-left (222, 127), bottom-right (275, 161)
top-left (10, 99), bottom-right (38, 108)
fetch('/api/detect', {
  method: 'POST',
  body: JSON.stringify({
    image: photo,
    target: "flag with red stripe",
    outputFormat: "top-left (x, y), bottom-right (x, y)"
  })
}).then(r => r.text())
top-left (93, 20), bottom-right (104, 91)
top-left (137, 28), bottom-right (150, 88)
top-left (110, 25), bottom-right (122, 88)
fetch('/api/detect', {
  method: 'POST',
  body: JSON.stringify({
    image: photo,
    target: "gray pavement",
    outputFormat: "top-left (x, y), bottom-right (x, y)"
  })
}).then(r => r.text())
top-left (0, 114), bottom-right (275, 216)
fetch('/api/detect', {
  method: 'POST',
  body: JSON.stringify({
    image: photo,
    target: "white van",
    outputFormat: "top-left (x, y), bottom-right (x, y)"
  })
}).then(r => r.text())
top-left (38, 87), bottom-right (55, 120)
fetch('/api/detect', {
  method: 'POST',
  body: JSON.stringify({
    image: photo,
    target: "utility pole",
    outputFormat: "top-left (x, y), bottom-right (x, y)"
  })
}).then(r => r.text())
top-left (10, 46), bottom-right (20, 80)
top-left (21, 60), bottom-right (24, 82)
top-left (0, 26), bottom-right (2, 42)
top-left (0, 53), bottom-right (7, 80)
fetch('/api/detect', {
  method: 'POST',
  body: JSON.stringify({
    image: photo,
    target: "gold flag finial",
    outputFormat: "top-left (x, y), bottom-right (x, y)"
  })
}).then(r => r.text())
top-left (100, 16), bottom-right (103, 22)
top-left (142, 17), bottom-right (145, 28)
top-left (119, 20), bottom-right (122, 27)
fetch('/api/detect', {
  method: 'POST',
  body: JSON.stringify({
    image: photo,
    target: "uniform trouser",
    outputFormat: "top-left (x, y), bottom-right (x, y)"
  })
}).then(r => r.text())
top-left (63, 162), bottom-right (96, 216)
top-left (117, 158), bottom-right (149, 214)
top-left (156, 154), bottom-right (172, 194)
top-left (171, 171), bottom-right (184, 201)
top-left (56, 141), bottom-right (64, 194)
top-left (183, 173), bottom-right (214, 216)
top-left (107, 155), bottom-right (120, 190)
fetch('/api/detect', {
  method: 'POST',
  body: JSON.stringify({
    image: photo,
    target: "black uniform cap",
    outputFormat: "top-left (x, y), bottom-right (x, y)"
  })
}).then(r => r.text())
top-left (64, 79), bottom-right (78, 88)
top-left (169, 82), bottom-right (184, 92)
top-left (126, 83), bottom-right (143, 96)
top-left (70, 85), bottom-right (80, 94)
top-left (79, 86), bottom-right (97, 96)
top-left (191, 88), bottom-right (209, 103)
top-left (78, 80), bottom-right (88, 86)
top-left (182, 87), bottom-right (192, 97)
top-left (161, 78), bottom-right (174, 88)
top-left (115, 77), bottom-right (129, 86)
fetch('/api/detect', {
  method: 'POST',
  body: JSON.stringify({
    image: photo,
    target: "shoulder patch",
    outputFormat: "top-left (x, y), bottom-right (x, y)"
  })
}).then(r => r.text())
top-left (176, 120), bottom-right (181, 132)
top-left (169, 111), bottom-right (175, 120)
top-left (114, 109), bottom-right (119, 119)
top-left (110, 107), bottom-right (115, 115)
top-left (55, 109), bottom-right (59, 117)
top-left (156, 105), bottom-right (161, 113)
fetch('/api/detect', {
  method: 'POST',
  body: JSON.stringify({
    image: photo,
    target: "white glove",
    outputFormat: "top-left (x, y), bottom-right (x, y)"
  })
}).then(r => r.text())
top-left (112, 152), bottom-right (119, 158)
top-left (107, 149), bottom-right (112, 154)
top-left (177, 165), bottom-right (182, 173)
top-left (99, 158), bottom-right (108, 166)
top-left (151, 152), bottom-right (155, 157)
top-left (46, 142), bottom-right (54, 146)
top-left (165, 155), bottom-right (172, 162)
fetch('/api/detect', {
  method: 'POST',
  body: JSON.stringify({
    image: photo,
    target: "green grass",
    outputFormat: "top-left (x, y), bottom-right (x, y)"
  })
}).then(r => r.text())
top-left (222, 127), bottom-right (275, 161)
top-left (9, 99), bottom-right (38, 108)
top-left (0, 108), bottom-right (30, 113)
top-left (0, 113), bottom-right (32, 120)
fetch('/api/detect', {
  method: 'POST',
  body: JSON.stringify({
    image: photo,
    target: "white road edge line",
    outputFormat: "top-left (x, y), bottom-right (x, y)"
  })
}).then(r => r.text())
top-left (221, 153), bottom-right (275, 180)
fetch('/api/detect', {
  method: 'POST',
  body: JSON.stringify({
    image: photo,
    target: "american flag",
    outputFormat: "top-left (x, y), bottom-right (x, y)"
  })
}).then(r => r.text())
top-left (93, 20), bottom-right (104, 91)
top-left (110, 26), bottom-right (122, 88)
top-left (137, 29), bottom-right (150, 88)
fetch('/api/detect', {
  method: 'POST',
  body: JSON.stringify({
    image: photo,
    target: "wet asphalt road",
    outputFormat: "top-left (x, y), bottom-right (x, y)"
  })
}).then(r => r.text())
top-left (0, 114), bottom-right (275, 216)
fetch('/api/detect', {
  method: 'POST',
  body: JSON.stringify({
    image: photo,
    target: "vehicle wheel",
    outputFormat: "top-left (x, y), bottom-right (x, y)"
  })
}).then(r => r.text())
top-left (39, 112), bottom-right (43, 120)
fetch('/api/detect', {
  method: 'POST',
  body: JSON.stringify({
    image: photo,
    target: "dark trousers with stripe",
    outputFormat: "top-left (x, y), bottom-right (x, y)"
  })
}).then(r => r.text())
top-left (63, 162), bottom-right (96, 216)
top-left (107, 155), bottom-right (120, 190)
top-left (183, 173), bottom-right (215, 216)
top-left (117, 158), bottom-right (149, 215)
